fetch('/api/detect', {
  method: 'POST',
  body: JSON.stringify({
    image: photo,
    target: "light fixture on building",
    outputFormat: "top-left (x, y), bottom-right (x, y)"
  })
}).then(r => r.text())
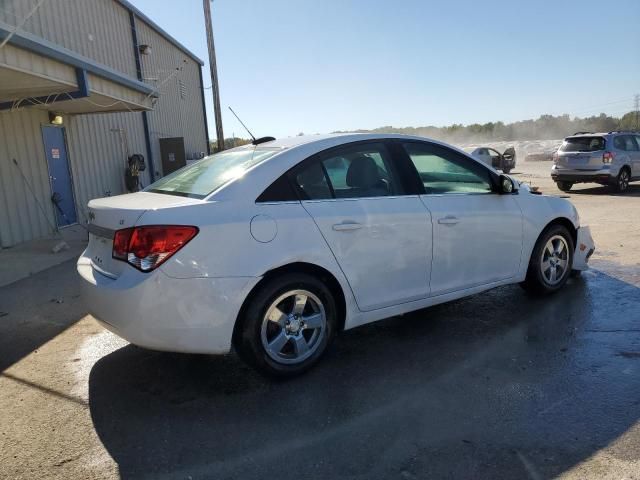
top-left (49, 112), bottom-right (63, 125)
top-left (138, 44), bottom-right (152, 55)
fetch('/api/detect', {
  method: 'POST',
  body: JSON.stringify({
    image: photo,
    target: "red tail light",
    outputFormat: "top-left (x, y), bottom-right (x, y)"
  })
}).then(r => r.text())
top-left (112, 226), bottom-right (198, 272)
top-left (603, 151), bottom-right (615, 163)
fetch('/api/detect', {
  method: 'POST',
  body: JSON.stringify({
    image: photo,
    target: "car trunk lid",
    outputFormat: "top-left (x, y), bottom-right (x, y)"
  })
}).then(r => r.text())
top-left (86, 192), bottom-right (203, 278)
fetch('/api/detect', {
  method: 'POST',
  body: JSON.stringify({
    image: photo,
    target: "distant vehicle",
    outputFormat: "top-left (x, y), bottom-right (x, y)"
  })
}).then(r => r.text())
top-left (526, 145), bottom-right (561, 162)
top-left (551, 131), bottom-right (640, 192)
top-left (470, 146), bottom-right (516, 173)
top-left (78, 134), bottom-right (594, 377)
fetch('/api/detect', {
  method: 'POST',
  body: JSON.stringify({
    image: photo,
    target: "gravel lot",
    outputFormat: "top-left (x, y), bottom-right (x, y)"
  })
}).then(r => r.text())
top-left (1, 159), bottom-right (639, 479)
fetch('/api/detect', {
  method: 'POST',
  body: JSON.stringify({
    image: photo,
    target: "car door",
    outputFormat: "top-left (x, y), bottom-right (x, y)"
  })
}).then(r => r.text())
top-left (291, 141), bottom-right (432, 312)
top-left (400, 141), bottom-right (523, 296)
top-left (474, 148), bottom-right (491, 166)
top-left (630, 136), bottom-right (640, 178)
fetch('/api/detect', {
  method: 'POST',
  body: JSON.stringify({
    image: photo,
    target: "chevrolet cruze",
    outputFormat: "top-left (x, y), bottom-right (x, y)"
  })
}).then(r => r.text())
top-left (78, 134), bottom-right (594, 377)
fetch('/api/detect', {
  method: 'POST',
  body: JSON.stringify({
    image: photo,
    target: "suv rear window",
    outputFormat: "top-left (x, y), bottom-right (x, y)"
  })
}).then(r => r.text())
top-left (560, 136), bottom-right (605, 152)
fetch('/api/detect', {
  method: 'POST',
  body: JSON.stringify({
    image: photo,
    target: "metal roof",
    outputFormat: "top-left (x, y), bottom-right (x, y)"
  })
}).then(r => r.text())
top-left (116, 0), bottom-right (205, 66)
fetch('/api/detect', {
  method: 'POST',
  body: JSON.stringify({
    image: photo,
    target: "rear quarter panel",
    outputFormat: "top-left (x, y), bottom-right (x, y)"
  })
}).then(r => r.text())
top-left (139, 199), bottom-right (359, 321)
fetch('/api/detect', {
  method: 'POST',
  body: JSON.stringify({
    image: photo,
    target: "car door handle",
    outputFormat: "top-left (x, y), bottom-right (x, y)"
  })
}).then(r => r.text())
top-left (437, 216), bottom-right (459, 225)
top-left (332, 221), bottom-right (363, 231)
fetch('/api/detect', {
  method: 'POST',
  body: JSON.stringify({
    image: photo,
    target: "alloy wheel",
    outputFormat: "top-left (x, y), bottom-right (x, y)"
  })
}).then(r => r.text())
top-left (540, 235), bottom-right (569, 285)
top-left (619, 170), bottom-right (630, 191)
top-left (260, 290), bottom-right (327, 365)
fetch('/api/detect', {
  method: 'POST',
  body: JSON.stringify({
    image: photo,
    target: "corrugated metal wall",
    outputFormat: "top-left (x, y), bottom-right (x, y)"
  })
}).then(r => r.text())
top-left (0, 0), bottom-right (137, 78)
top-left (136, 19), bottom-right (208, 175)
top-left (0, 0), bottom-right (207, 247)
top-left (0, 109), bottom-right (56, 247)
top-left (65, 112), bottom-right (149, 225)
top-left (0, 109), bottom-right (149, 247)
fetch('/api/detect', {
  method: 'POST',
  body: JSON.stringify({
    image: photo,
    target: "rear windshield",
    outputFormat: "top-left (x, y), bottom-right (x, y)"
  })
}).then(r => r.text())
top-left (560, 136), bottom-right (605, 152)
top-left (147, 147), bottom-right (279, 199)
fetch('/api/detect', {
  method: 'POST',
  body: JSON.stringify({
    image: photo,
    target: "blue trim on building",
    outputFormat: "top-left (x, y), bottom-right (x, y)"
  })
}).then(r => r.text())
top-left (129, 10), bottom-right (156, 182)
top-left (198, 67), bottom-right (211, 156)
top-left (0, 21), bottom-right (156, 96)
top-left (115, 0), bottom-right (205, 66)
top-left (0, 67), bottom-right (90, 111)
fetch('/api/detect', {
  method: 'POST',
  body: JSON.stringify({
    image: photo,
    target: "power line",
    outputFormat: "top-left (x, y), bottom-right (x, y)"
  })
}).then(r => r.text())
top-left (0, 0), bottom-right (47, 49)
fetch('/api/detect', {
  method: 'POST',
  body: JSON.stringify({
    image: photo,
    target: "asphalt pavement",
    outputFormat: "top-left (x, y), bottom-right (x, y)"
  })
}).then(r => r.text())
top-left (1, 160), bottom-right (639, 479)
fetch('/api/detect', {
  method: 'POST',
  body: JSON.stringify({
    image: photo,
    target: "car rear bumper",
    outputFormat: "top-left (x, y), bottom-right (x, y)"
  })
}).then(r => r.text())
top-left (551, 167), bottom-right (614, 183)
top-left (77, 254), bottom-right (259, 354)
top-left (573, 226), bottom-right (595, 271)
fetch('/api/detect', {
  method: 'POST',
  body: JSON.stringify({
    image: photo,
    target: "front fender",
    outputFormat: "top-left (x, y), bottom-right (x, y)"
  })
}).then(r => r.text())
top-left (515, 193), bottom-right (581, 278)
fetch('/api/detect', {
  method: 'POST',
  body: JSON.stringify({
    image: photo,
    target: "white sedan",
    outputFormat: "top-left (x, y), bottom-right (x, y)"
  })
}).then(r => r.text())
top-left (78, 134), bottom-right (594, 377)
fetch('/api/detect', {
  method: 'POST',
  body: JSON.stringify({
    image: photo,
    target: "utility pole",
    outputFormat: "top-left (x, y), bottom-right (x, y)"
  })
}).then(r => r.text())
top-left (203, 0), bottom-right (224, 151)
top-left (635, 94), bottom-right (639, 130)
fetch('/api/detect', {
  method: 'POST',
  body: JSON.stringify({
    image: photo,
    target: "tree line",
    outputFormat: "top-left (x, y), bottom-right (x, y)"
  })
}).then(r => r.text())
top-left (335, 111), bottom-right (639, 144)
top-left (211, 111), bottom-right (639, 149)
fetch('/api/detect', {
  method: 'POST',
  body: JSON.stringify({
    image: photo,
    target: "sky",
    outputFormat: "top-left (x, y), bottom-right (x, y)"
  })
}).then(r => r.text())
top-left (130, 0), bottom-right (640, 140)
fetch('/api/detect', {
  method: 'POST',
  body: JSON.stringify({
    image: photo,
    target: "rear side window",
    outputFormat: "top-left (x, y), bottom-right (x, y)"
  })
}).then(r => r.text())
top-left (560, 137), bottom-right (605, 152)
top-left (294, 162), bottom-right (333, 200)
top-left (614, 135), bottom-right (639, 151)
top-left (293, 143), bottom-right (401, 200)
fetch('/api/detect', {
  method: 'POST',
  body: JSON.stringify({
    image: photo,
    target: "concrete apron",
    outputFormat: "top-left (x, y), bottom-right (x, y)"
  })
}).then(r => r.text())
top-left (0, 225), bottom-right (87, 287)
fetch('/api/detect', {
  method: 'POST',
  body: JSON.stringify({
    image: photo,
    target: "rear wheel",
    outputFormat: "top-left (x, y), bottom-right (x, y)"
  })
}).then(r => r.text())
top-left (236, 273), bottom-right (337, 378)
top-left (556, 181), bottom-right (573, 192)
top-left (521, 224), bottom-right (574, 295)
top-left (611, 168), bottom-right (630, 192)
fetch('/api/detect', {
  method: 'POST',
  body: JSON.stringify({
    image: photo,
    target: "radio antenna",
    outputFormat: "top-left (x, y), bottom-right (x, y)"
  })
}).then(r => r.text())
top-left (228, 106), bottom-right (255, 142)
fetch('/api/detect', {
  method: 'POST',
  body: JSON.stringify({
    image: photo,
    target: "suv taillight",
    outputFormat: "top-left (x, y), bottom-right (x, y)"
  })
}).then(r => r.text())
top-left (113, 225), bottom-right (198, 272)
top-left (603, 151), bottom-right (615, 164)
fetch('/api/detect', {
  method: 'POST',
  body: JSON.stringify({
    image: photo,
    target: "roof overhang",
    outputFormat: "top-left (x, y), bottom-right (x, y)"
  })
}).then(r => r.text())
top-left (0, 21), bottom-right (155, 114)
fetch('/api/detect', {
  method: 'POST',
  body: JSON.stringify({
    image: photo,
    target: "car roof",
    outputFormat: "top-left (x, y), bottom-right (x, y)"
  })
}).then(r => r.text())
top-left (567, 131), bottom-right (640, 138)
top-left (248, 132), bottom-right (444, 150)
top-left (208, 133), bottom-right (487, 201)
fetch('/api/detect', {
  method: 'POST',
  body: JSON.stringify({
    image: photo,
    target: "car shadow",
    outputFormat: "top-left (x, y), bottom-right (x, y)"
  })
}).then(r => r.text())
top-left (0, 259), bottom-right (86, 372)
top-left (568, 183), bottom-right (640, 197)
top-left (89, 270), bottom-right (640, 479)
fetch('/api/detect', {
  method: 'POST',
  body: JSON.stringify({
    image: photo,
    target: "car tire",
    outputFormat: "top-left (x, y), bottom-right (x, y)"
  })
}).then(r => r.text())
top-left (610, 167), bottom-right (630, 193)
top-left (521, 224), bottom-right (574, 295)
top-left (235, 273), bottom-right (337, 378)
top-left (556, 181), bottom-right (573, 192)
top-left (503, 168), bottom-right (512, 174)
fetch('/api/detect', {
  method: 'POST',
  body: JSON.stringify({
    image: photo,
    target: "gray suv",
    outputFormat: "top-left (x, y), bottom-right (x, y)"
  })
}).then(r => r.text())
top-left (551, 131), bottom-right (640, 192)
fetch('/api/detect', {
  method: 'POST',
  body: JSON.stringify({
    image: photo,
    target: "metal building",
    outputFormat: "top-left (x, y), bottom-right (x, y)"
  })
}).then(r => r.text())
top-left (0, 0), bottom-right (209, 248)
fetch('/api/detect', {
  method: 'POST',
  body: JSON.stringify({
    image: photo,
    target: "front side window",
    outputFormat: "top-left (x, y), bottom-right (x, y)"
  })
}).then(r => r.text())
top-left (147, 147), bottom-right (279, 198)
top-left (293, 143), bottom-right (400, 199)
top-left (614, 136), bottom-right (626, 150)
top-left (403, 142), bottom-right (492, 194)
top-left (623, 135), bottom-right (639, 151)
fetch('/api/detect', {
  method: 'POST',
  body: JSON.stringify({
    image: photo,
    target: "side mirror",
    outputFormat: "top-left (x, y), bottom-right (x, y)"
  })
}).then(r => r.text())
top-left (499, 174), bottom-right (518, 194)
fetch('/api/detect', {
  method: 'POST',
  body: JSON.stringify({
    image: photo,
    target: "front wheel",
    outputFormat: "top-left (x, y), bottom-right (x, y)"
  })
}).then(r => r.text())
top-left (556, 181), bottom-right (573, 192)
top-left (521, 224), bottom-right (574, 295)
top-left (236, 273), bottom-right (337, 378)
